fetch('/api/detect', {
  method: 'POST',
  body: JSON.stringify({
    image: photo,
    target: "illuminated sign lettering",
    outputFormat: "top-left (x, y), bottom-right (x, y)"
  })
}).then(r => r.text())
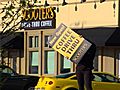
top-left (20, 7), bottom-right (56, 30)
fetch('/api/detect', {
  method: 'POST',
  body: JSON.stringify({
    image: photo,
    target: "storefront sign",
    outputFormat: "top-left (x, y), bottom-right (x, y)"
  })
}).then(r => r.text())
top-left (48, 23), bottom-right (92, 64)
top-left (21, 7), bottom-right (56, 30)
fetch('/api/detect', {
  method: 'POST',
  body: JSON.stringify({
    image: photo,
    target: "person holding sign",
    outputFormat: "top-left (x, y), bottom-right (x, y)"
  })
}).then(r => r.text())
top-left (75, 40), bottom-right (96, 90)
top-left (48, 23), bottom-right (96, 90)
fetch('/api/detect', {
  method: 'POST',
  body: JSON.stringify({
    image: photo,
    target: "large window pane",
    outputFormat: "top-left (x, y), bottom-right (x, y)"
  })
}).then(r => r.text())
top-left (29, 36), bottom-right (39, 48)
top-left (44, 36), bottom-right (51, 48)
top-left (29, 51), bottom-right (39, 74)
top-left (60, 56), bottom-right (71, 73)
top-left (35, 36), bottom-right (39, 47)
top-left (44, 51), bottom-right (55, 74)
top-left (29, 36), bottom-right (34, 48)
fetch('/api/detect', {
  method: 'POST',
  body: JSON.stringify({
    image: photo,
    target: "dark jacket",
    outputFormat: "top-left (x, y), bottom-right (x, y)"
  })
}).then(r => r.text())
top-left (77, 42), bottom-right (96, 70)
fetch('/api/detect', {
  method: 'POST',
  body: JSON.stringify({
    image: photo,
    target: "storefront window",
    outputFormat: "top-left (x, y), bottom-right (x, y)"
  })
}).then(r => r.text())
top-left (29, 51), bottom-right (39, 74)
top-left (45, 36), bottom-right (51, 48)
top-left (60, 55), bottom-right (71, 73)
top-left (29, 36), bottom-right (34, 48)
top-left (29, 36), bottom-right (39, 48)
top-left (35, 36), bottom-right (39, 47)
top-left (44, 51), bottom-right (55, 74)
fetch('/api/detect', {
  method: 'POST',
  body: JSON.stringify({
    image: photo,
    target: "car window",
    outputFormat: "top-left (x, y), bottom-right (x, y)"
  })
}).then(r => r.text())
top-left (0, 67), bottom-right (15, 76)
top-left (93, 73), bottom-right (118, 82)
top-left (55, 73), bottom-right (75, 79)
top-left (71, 75), bottom-right (103, 81)
top-left (71, 74), bottom-right (103, 81)
top-left (2, 68), bottom-right (13, 74)
top-left (93, 74), bottom-right (102, 82)
top-left (104, 74), bottom-right (118, 82)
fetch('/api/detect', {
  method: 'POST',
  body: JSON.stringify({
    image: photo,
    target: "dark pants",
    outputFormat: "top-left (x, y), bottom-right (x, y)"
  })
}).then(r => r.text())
top-left (76, 68), bottom-right (93, 90)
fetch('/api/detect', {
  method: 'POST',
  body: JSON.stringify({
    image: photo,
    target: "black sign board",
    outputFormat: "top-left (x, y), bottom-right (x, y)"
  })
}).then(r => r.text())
top-left (20, 7), bottom-right (56, 30)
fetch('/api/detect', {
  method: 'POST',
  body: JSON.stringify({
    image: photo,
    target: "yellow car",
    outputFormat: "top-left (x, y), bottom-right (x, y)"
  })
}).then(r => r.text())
top-left (35, 72), bottom-right (120, 90)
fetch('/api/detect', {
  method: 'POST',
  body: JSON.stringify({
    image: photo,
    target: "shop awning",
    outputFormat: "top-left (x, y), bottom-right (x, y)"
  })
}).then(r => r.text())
top-left (0, 32), bottom-right (24, 49)
top-left (73, 27), bottom-right (120, 47)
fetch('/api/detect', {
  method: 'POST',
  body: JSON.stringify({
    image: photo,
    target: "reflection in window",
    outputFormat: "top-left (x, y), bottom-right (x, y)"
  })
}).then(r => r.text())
top-left (93, 74), bottom-right (102, 82)
top-left (1, 68), bottom-right (13, 74)
top-left (29, 36), bottom-right (34, 48)
top-left (105, 74), bottom-right (116, 82)
top-left (29, 51), bottom-right (39, 74)
top-left (44, 51), bottom-right (55, 74)
top-left (60, 55), bottom-right (71, 73)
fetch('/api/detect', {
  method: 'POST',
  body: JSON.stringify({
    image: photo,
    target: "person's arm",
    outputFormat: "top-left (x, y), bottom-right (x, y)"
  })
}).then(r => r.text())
top-left (65, 57), bottom-right (78, 64)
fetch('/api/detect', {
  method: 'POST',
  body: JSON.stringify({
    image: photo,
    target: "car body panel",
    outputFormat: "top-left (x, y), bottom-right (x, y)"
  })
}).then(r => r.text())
top-left (35, 72), bottom-right (120, 90)
top-left (0, 65), bottom-right (39, 90)
top-left (1, 75), bottom-right (39, 90)
top-left (92, 81), bottom-right (120, 90)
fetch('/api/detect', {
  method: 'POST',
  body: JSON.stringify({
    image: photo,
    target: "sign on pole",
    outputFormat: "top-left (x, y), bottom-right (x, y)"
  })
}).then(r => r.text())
top-left (48, 23), bottom-right (92, 64)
